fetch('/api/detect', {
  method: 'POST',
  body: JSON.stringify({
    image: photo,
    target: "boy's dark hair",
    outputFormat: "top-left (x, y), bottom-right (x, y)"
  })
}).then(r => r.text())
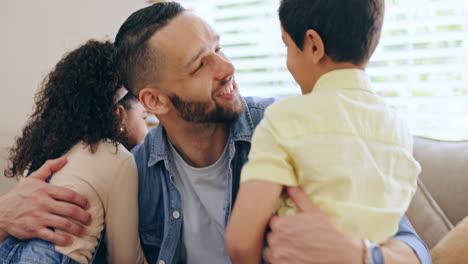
top-left (115, 2), bottom-right (186, 97)
top-left (279, 0), bottom-right (385, 65)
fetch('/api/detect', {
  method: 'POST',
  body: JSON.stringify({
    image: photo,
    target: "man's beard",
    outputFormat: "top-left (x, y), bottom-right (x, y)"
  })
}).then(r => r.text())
top-left (169, 94), bottom-right (244, 123)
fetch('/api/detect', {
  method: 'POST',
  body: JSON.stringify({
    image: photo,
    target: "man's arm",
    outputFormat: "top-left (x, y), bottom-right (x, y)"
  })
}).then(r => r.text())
top-left (385, 215), bottom-right (431, 264)
top-left (0, 157), bottom-right (92, 246)
top-left (264, 187), bottom-right (431, 264)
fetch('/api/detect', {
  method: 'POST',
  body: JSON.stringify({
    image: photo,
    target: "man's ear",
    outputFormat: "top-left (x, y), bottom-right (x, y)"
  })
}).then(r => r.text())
top-left (139, 87), bottom-right (171, 116)
top-left (304, 29), bottom-right (326, 64)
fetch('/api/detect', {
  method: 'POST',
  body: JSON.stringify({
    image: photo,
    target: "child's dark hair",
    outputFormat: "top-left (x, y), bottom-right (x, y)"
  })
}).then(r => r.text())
top-left (279, 0), bottom-right (385, 65)
top-left (5, 40), bottom-right (125, 178)
top-left (117, 92), bottom-right (139, 110)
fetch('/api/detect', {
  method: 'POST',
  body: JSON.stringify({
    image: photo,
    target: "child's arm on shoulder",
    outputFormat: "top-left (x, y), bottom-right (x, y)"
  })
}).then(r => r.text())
top-left (226, 180), bottom-right (283, 264)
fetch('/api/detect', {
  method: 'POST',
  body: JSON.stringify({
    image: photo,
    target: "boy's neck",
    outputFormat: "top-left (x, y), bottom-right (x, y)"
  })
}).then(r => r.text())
top-left (303, 61), bottom-right (365, 94)
top-left (326, 61), bottom-right (365, 72)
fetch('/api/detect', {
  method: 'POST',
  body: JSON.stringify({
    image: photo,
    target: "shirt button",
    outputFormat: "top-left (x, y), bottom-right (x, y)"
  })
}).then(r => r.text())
top-left (172, 210), bottom-right (180, 219)
top-left (159, 261), bottom-right (165, 264)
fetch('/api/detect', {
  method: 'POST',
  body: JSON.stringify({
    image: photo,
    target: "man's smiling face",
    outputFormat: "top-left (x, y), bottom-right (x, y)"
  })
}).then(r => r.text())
top-left (150, 12), bottom-right (244, 123)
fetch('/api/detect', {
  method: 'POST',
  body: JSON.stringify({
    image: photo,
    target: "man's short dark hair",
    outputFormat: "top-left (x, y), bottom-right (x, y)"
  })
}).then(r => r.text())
top-left (279, 0), bottom-right (385, 65)
top-left (115, 2), bottom-right (185, 96)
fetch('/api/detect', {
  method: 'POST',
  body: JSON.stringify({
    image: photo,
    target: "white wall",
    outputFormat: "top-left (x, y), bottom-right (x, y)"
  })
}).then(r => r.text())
top-left (0, 0), bottom-right (148, 195)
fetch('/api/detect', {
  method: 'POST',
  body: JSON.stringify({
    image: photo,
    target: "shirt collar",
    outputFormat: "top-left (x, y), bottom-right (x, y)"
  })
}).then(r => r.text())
top-left (147, 97), bottom-right (255, 167)
top-left (313, 69), bottom-right (375, 94)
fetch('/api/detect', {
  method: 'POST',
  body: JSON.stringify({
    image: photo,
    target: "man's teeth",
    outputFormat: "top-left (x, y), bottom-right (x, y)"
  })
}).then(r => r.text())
top-left (220, 86), bottom-right (233, 96)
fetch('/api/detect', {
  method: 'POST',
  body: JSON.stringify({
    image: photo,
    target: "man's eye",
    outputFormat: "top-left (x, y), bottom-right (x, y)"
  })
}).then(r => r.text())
top-left (215, 47), bottom-right (222, 53)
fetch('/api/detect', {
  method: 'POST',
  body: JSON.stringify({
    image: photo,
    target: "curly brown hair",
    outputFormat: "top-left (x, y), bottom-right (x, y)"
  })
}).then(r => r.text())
top-left (5, 40), bottom-right (126, 178)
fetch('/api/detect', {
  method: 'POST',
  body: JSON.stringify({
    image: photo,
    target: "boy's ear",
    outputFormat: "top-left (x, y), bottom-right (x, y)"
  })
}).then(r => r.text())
top-left (139, 87), bottom-right (171, 116)
top-left (304, 29), bottom-right (326, 64)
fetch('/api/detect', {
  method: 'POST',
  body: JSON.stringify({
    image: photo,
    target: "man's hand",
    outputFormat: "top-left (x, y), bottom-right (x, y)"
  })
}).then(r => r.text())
top-left (264, 187), bottom-right (364, 264)
top-left (0, 157), bottom-right (91, 246)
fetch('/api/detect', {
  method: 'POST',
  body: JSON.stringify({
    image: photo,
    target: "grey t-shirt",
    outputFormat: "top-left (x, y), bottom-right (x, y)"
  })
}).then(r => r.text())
top-left (169, 142), bottom-right (231, 263)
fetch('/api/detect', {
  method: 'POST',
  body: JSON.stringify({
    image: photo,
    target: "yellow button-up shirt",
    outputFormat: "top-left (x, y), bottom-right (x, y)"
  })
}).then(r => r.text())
top-left (241, 69), bottom-right (420, 243)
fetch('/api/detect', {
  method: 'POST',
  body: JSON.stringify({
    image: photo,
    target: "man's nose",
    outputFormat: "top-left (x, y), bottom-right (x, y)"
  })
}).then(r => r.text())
top-left (213, 53), bottom-right (235, 81)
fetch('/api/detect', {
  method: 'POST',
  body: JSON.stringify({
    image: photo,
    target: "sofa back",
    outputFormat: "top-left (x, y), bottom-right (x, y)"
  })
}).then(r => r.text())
top-left (407, 137), bottom-right (468, 248)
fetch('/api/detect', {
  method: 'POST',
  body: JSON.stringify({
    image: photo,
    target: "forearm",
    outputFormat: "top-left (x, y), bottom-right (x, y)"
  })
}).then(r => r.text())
top-left (303, 234), bottom-right (423, 264)
top-left (0, 231), bottom-right (7, 242)
top-left (0, 200), bottom-right (8, 242)
top-left (0, 193), bottom-right (12, 241)
top-left (226, 221), bottom-right (263, 264)
top-left (229, 249), bottom-right (262, 264)
top-left (325, 217), bottom-right (428, 264)
top-left (0, 157), bottom-right (90, 246)
top-left (387, 216), bottom-right (431, 264)
top-left (381, 239), bottom-right (421, 264)
top-left (226, 224), bottom-right (262, 263)
top-left (227, 181), bottom-right (282, 264)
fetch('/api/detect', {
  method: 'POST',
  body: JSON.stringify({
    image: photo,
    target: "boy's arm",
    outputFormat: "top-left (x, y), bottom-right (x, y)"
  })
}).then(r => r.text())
top-left (226, 108), bottom-right (296, 264)
top-left (226, 180), bottom-right (283, 264)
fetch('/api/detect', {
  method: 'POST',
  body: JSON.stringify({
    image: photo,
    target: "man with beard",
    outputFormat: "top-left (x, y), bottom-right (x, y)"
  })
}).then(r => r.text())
top-left (0, 2), bottom-right (430, 264)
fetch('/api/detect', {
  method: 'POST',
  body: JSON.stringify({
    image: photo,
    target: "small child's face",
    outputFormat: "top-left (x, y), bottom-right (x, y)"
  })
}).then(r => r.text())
top-left (122, 101), bottom-right (149, 149)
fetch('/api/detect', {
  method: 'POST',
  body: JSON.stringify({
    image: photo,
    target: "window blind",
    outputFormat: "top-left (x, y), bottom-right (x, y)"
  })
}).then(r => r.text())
top-left (176, 0), bottom-right (468, 140)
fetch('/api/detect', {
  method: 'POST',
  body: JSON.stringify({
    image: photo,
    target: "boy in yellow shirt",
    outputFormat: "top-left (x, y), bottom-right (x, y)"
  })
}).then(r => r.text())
top-left (225, 0), bottom-right (420, 263)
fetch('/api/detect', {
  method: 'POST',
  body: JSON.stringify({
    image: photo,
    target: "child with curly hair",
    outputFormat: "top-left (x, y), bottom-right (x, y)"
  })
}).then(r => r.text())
top-left (0, 40), bottom-right (144, 264)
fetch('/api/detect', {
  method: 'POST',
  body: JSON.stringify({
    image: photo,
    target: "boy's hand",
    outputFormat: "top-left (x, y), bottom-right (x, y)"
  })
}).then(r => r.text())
top-left (0, 157), bottom-right (92, 246)
top-left (264, 187), bottom-right (363, 264)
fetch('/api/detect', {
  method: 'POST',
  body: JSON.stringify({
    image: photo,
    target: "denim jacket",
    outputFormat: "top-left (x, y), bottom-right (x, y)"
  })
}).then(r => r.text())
top-left (132, 96), bottom-right (431, 264)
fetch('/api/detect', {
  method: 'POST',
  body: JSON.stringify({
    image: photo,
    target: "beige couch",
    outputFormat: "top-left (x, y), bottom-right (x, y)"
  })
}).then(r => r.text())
top-left (407, 137), bottom-right (468, 251)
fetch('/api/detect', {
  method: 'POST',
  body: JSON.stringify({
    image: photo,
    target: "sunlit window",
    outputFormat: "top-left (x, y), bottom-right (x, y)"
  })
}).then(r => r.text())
top-left (176, 0), bottom-right (468, 140)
